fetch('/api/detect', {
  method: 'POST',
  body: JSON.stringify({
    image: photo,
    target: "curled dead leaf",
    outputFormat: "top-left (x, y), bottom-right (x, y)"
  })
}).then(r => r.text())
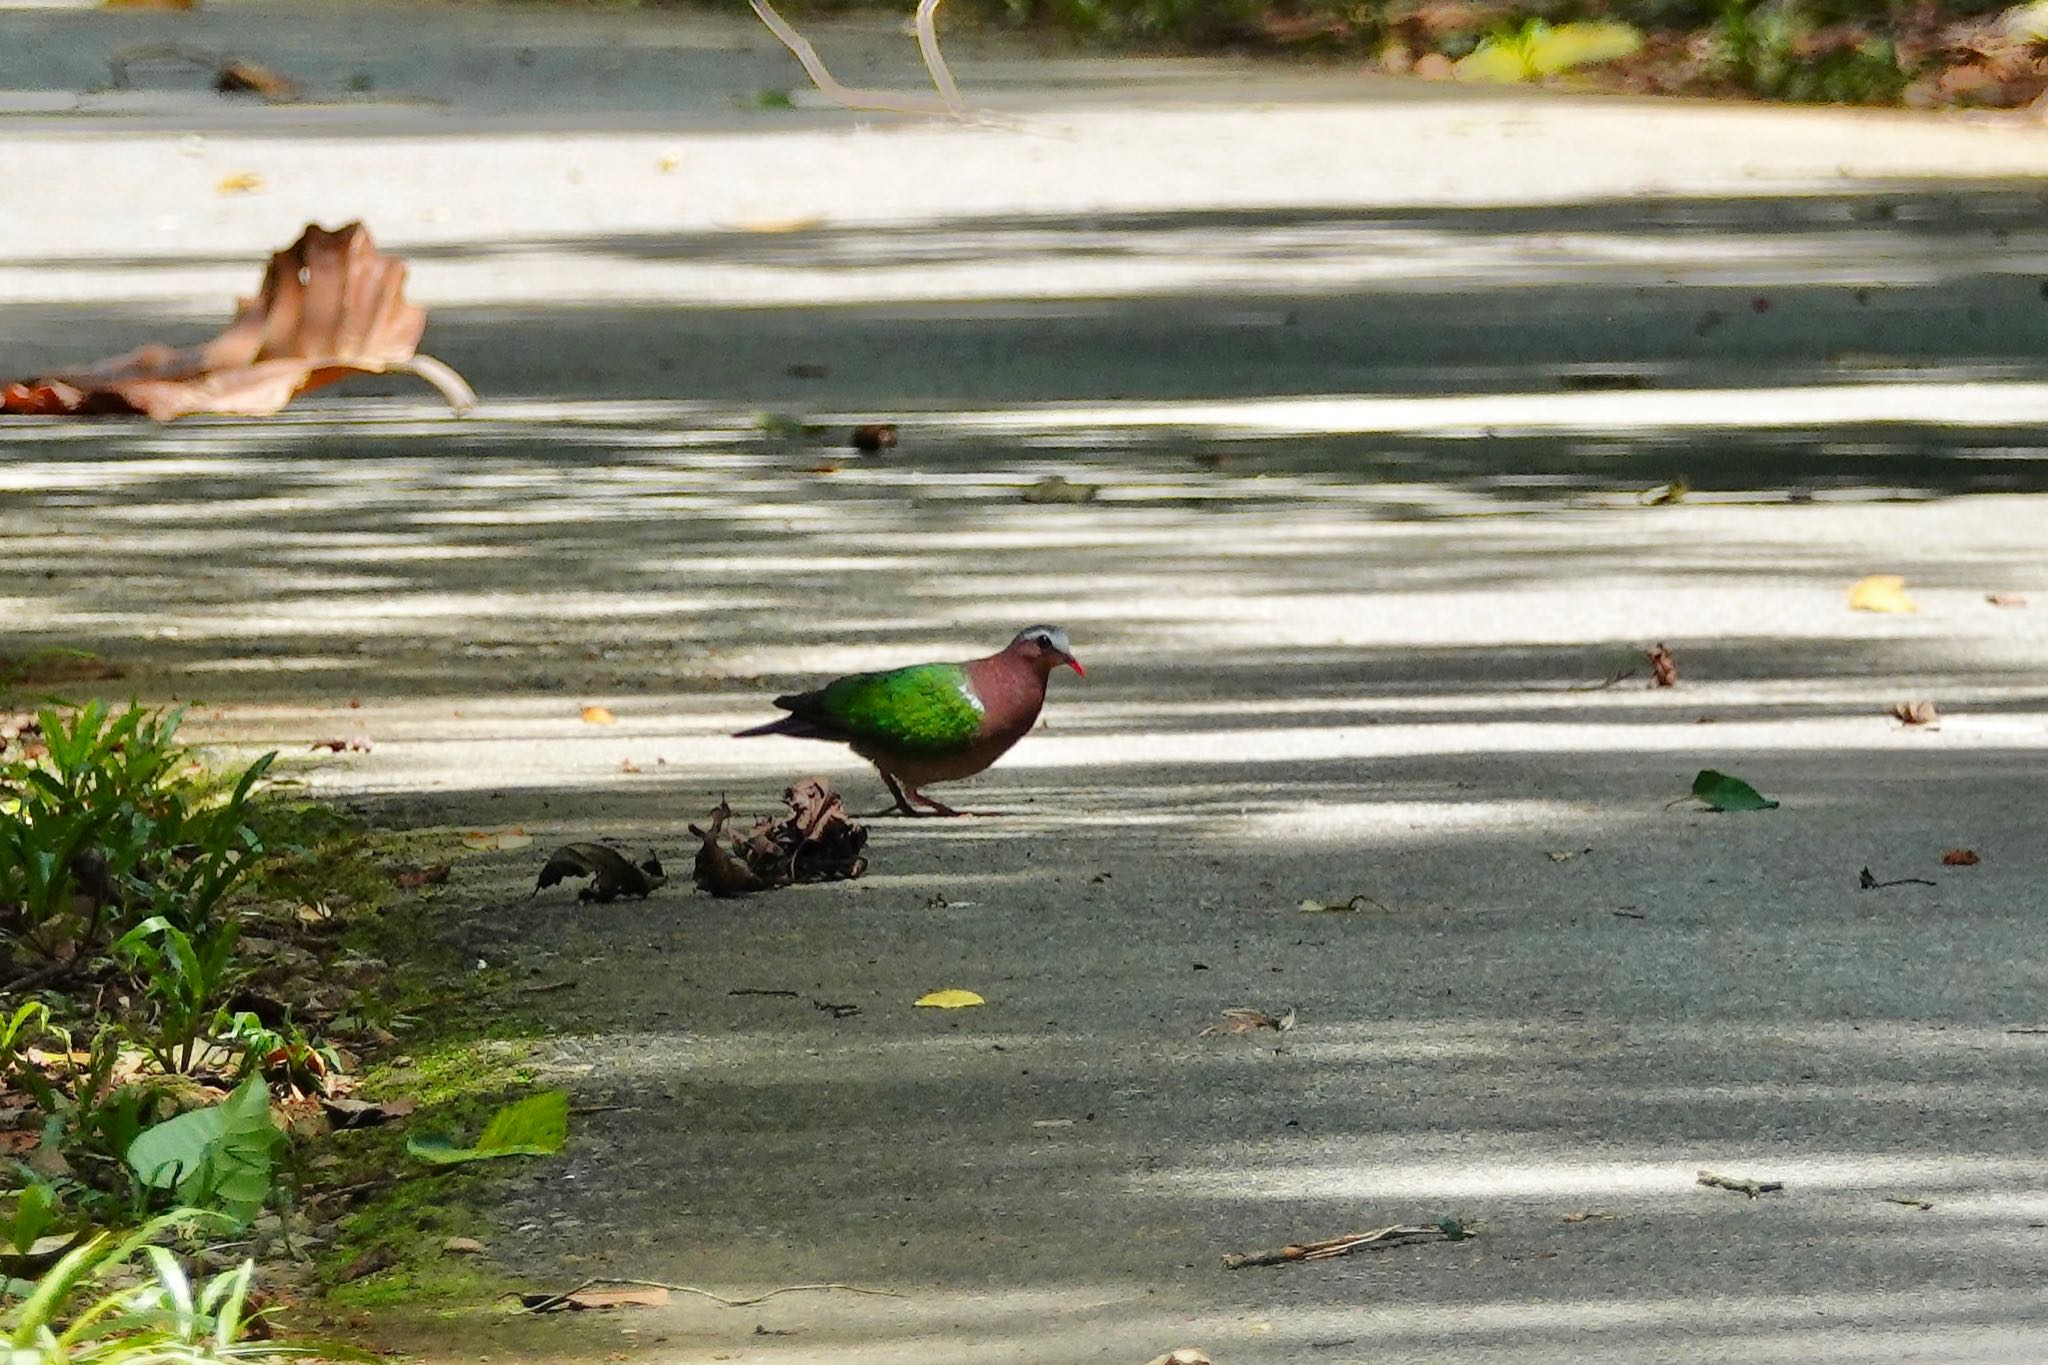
top-left (1942, 848), bottom-right (1981, 867)
top-left (851, 422), bottom-right (897, 452)
top-left (215, 61), bottom-right (298, 99)
top-left (3, 223), bottom-right (475, 421)
top-left (533, 844), bottom-right (666, 903)
top-left (1888, 701), bottom-right (1939, 727)
top-left (1646, 643), bottom-right (1678, 688)
top-left (1986, 593), bottom-right (2028, 608)
top-left (580, 705), bottom-right (618, 726)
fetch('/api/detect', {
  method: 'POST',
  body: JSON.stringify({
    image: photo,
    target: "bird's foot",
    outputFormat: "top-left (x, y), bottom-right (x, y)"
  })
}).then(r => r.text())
top-left (906, 789), bottom-right (977, 818)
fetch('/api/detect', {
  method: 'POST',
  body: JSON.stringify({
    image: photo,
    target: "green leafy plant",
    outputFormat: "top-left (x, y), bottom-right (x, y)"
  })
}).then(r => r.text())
top-left (1457, 17), bottom-right (1643, 81)
top-left (1710, 0), bottom-right (1906, 104)
top-left (3, 1180), bottom-right (63, 1257)
top-left (1, 1004), bottom-right (163, 1201)
top-left (406, 1089), bottom-right (569, 1166)
top-left (124, 1078), bottom-right (283, 1232)
top-left (0, 702), bottom-right (274, 969)
top-left (114, 918), bottom-right (246, 1077)
top-left (3, 1209), bottom-right (326, 1362)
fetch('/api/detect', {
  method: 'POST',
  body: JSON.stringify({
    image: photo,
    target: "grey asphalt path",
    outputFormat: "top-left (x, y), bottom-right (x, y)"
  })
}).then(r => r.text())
top-left (8, 5), bottom-right (2048, 1362)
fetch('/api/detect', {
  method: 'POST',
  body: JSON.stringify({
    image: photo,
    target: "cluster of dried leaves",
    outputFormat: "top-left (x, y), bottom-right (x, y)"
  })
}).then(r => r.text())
top-left (691, 780), bottom-right (869, 896)
top-left (3, 223), bottom-right (473, 421)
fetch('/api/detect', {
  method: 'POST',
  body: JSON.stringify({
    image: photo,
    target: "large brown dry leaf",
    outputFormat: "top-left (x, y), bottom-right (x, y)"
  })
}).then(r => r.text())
top-left (690, 780), bottom-right (868, 896)
top-left (3, 222), bottom-right (474, 420)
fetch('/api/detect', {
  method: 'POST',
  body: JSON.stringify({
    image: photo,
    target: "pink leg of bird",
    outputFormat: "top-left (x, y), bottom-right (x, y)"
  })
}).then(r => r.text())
top-left (876, 770), bottom-right (974, 818)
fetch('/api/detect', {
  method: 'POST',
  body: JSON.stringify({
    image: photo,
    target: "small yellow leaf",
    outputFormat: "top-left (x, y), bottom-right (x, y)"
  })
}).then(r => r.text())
top-left (581, 705), bottom-right (617, 725)
top-left (915, 989), bottom-right (985, 1009)
top-left (731, 216), bottom-right (826, 235)
top-left (215, 172), bottom-right (264, 195)
top-left (1848, 574), bottom-right (1917, 613)
top-left (461, 828), bottom-right (533, 851)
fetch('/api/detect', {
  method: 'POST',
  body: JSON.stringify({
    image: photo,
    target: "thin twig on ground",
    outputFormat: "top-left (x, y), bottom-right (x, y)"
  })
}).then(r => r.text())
top-left (1221, 1223), bottom-right (1461, 1269)
top-left (516, 1276), bottom-right (905, 1313)
top-left (1697, 1169), bottom-right (1783, 1198)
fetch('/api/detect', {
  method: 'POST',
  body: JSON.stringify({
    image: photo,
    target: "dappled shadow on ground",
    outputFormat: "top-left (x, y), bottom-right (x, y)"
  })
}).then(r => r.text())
top-left (7, 408), bottom-right (2045, 1361)
top-left (3, 406), bottom-right (2046, 707)
top-left (356, 731), bottom-right (2048, 1363)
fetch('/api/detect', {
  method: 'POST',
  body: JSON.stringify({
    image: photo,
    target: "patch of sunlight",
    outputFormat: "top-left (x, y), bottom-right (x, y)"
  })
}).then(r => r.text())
top-left (192, 591), bottom-right (760, 634)
top-left (1072, 684), bottom-right (2048, 721)
top-left (1236, 798), bottom-right (1585, 843)
top-left (0, 457), bottom-right (253, 491)
top-left (181, 655), bottom-right (364, 675)
top-left (945, 382), bottom-right (2048, 439)
top-left (1132, 1151), bottom-right (2048, 1203)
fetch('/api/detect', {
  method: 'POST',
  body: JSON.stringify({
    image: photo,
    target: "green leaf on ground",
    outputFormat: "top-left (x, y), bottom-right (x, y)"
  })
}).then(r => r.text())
top-left (1692, 770), bottom-right (1779, 812)
top-left (406, 1089), bottom-right (569, 1165)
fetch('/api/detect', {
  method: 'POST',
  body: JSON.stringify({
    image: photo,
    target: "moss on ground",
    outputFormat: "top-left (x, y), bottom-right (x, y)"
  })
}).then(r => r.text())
top-left (298, 831), bottom-right (562, 1320)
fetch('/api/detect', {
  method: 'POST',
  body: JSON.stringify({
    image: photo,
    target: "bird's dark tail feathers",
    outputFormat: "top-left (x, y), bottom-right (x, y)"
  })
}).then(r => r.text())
top-left (732, 713), bottom-right (831, 740)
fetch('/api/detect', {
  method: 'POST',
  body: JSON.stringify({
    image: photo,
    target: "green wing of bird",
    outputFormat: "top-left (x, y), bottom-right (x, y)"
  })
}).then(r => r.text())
top-left (795, 662), bottom-right (986, 758)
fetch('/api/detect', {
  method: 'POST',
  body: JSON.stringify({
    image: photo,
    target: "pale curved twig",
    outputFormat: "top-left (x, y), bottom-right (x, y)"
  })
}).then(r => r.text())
top-left (914, 0), bottom-right (966, 114)
top-left (385, 354), bottom-right (478, 415)
top-left (748, 0), bottom-right (963, 118)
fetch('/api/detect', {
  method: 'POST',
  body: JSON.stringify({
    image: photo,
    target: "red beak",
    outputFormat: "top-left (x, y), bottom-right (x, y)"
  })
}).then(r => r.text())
top-left (1065, 654), bottom-right (1086, 677)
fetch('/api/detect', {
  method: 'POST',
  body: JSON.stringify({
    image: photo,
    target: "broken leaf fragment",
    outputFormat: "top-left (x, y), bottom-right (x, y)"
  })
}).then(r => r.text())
top-left (915, 989), bottom-right (985, 1009)
top-left (461, 828), bottom-right (533, 852)
top-left (3, 222), bottom-right (475, 420)
top-left (580, 705), bottom-right (618, 726)
top-left (320, 1095), bottom-right (418, 1130)
top-left (1200, 1007), bottom-right (1295, 1035)
top-left (1848, 574), bottom-right (1917, 613)
top-left (1691, 770), bottom-right (1778, 812)
top-left (406, 1090), bottom-right (568, 1165)
top-left (1021, 474), bottom-right (1099, 505)
top-left (1298, 894), bottom-right (1390, 913)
